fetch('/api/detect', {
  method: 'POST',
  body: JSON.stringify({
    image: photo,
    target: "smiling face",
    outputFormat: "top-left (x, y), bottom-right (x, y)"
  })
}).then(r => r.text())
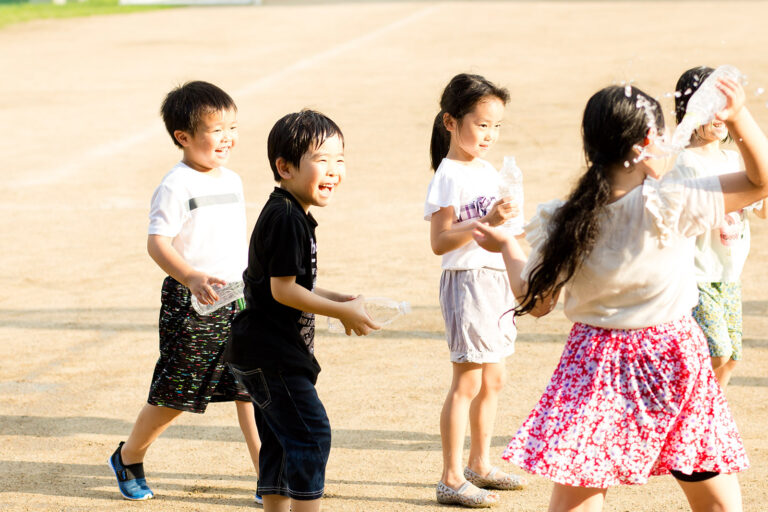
top-left (694, 119), bottom-right (729, 144)
top-left (445, 96), bottom-right (505, 163)
top-left (278, 134), bottom-right (345, 212)
top-left (176, 108), bottom-right (238, 173)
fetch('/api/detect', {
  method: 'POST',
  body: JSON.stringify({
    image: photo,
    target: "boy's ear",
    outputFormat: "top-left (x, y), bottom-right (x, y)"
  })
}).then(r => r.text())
top-left (174, 130), bottom-right (191, 147)
top-left (275, 157), bottom-right (293, 180)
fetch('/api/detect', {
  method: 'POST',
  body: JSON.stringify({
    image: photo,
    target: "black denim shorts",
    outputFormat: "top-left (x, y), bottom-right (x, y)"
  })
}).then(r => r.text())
top-left (230, 366), bottom-right (331, 500)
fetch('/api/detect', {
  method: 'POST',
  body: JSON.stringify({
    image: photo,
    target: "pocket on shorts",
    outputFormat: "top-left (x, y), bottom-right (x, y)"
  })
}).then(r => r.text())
top-left (229, 367), bottom-right (271, 409)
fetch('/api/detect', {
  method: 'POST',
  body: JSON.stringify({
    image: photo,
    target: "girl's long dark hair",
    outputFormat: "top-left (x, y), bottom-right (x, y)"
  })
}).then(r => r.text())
top-left (430, 73), bottom-right (509, 171)
top-left (515, 85), bottom-right (664, 316)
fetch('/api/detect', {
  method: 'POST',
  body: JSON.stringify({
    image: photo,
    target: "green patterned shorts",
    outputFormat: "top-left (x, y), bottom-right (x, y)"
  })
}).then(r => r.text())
top-left (692, 281), bottom-right (742, 361)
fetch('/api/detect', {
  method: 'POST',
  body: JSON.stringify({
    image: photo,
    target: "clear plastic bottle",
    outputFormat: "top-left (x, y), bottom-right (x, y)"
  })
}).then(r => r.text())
top-left (668, 65), bottom-right (744, 151)
top-left (327, 297), bottom-right (411, 333)
top-left (191, 281), bottom-right (245, 315)
top-left (498, 155), bottom-right (525, 235)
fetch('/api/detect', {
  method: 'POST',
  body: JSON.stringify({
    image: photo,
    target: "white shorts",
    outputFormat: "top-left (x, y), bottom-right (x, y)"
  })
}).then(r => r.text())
top-left (439, 268), bottom-right (516, 364)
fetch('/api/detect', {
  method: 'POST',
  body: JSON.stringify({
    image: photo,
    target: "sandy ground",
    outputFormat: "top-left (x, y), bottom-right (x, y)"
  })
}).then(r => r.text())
top-left (3, 1), bottom-right (768, 510)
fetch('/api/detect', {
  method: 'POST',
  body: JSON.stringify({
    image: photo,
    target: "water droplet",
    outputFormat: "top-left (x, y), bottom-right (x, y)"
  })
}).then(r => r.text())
top-left (684, 88), bottom-right (692, 96)
top-left (674, 91), bottom-right (682, 98)
top-left (739, 138), bottom-right (744, 142)
top-left (625, 85), bottom-right (632, 97)
top-left (756, 87), bottom-right (765, 96)
top-left (624, 161), bottom-right (630, 168)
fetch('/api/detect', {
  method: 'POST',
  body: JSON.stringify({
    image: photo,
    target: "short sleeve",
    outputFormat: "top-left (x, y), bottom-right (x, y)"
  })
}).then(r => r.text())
top-left (424, 165), bottom-right (461, 221)
top-left (643, 176), bottom-right (724, 245)
top-left (148, 184), bottom-right (186, 237)
top-left (262, 209), bottom-right (309, 278)
top-left (520, 199), bottom-right (564, 281)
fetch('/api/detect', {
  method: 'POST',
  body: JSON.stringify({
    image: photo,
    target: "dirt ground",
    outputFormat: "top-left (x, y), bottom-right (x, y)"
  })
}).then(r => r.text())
top-left (3, 1), bottom-right (768, 510)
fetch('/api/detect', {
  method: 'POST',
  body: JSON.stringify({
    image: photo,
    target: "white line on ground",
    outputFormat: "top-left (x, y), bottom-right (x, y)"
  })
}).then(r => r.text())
top-left (12, 4), bottom-right (440, 189)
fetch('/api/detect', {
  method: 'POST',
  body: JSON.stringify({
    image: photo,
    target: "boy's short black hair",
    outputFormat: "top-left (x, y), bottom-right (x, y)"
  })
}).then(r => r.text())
top-left (267, 109), bottom-right (344, 182)
top-left (160, 81), bottom-right (237, 148)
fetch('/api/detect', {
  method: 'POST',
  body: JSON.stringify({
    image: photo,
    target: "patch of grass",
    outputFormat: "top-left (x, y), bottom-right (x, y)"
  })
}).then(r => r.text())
top-left (0, 0), bottom-right (173, 30)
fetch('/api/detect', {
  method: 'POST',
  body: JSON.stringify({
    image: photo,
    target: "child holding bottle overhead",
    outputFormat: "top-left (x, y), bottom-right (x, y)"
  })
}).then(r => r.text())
top-left (424, 72), bottom-right (526, 508)
top-left (666, 65), bottom-right (766, 389)
top-left (472, 78), bottom-right (768, 511)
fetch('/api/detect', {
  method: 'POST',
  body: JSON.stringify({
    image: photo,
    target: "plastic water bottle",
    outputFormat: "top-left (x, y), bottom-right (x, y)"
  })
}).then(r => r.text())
top-left (191, 281), bottom-right (245, 315)
top-left (498, 155), bottom-right (525, 235)
top-left (668, 65), bottom-right (744, 151)
top-left (327, 297), bottom-right (412, 333)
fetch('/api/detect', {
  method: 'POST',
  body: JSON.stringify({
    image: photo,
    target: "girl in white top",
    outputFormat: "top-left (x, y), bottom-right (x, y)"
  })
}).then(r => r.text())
top-left (666, 66), bottom-right (767, 389)
top-left (473, 80), bottom-right (768, 512)
top-left (424, 73), bottom-right (526, 508)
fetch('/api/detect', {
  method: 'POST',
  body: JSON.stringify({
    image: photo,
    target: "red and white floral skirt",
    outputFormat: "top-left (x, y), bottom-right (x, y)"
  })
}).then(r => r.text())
top-left (503, 315), bottom-right (748, 487)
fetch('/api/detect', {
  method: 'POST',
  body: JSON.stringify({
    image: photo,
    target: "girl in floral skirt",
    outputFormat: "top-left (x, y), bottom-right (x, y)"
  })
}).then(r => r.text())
top-left (472, 78), bottom-right (768, 511)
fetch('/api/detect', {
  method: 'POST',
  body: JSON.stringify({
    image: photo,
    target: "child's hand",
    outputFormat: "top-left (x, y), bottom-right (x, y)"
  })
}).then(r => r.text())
top-left (716, 78), bottom-right (746, 123)
top-left (483, 197), bottom-right (518, 227)
top-left (472, 221), bottom-right (511, 253)
top-left (337, 296), bottom-right (381, 336)
top-left (187, 271), bottom-right (227, 305)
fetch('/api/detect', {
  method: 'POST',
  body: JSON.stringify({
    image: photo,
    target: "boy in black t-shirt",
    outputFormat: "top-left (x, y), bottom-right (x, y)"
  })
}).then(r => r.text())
top-left (224, 109), bottom-right (378, 512)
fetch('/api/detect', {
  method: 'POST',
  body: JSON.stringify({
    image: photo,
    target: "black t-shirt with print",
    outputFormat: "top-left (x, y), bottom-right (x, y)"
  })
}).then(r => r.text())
top-left (224, 187), bottom-right (321, 382)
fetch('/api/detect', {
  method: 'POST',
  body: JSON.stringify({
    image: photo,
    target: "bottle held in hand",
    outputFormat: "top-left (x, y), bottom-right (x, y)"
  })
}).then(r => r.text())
top-left (191, 281), bottom-right (245, 315)
top-left (668, 65), bottom-right (744, 151)
top-left (327, 297), bottom-right (412, 333)
top-left (498, 155), bottom-right (525, 235)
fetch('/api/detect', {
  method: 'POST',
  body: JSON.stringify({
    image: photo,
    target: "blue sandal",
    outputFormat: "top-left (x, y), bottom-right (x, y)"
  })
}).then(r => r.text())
top-left (108, 442), bottom-right (154, 500)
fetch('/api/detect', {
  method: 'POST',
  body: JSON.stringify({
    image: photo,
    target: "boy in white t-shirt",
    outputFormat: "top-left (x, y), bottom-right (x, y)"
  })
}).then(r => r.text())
top-left (108, 81), bottom-right (261, 502)
top-left (667, 66), bottom-right (766, 389)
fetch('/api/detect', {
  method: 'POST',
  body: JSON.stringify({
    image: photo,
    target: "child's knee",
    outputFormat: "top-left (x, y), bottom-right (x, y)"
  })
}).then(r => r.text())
top-left (710, 355), bottom-right (731, 370)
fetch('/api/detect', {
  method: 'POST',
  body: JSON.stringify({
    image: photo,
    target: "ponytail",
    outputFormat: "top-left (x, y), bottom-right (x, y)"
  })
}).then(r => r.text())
top-left (430, 111), bottom-right (450, 171)
top-left (515, 162), bottom-right (612, 315)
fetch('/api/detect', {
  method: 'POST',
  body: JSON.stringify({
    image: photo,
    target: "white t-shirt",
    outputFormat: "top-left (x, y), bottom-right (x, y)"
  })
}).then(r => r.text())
top-left (424, 158), bottom-right (522, 270)
top-left (666, 149), bottom-right (752, 282)
top-left (148, 161), bottom-right (248, 283)
top-left (523, 176), bottom-right (724, 329)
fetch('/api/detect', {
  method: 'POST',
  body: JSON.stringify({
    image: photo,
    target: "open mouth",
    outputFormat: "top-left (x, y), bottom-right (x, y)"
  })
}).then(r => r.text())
top-left (319, 183), bottom-right (334, 193)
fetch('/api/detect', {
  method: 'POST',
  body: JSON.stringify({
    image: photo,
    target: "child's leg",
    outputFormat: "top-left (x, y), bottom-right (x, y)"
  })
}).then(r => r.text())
top-left (262, 495), bottom-right (291, 512)
top-left (121, 403), bottom-right (183, 464)
top-left (675, 473), bottom-right (742, 512)
top-left (712, 358), bottom-right (738, 389)
top-left (549, 483), bottom-right (607, 512)
top-left (235, 400), bottom-right (261, 474)
top-left (261, 495), bottom-right (320, 512)
top-left (440, 362), bottom-right (482, 488)
top-left (467, 361), bottom-right (505, 476)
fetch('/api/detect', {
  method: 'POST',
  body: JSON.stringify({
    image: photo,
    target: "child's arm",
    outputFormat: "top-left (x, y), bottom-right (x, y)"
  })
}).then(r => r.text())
top-left (430, 198), bottom-right (518, 255)
top-left (472, 222), bottom-right (560, 317)
top-left (714, 79), bottom-right (768, 211)
top-left (271, 277), bottom-right (379, 336)
top-left (147, 234), bottom-right (226, 305)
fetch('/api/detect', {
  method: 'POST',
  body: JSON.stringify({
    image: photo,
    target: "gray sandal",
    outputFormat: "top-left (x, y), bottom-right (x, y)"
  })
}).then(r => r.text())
top-left (436, 481), bottom-right (498, 508)
top-left (463, 466), bottom-right (527, 491)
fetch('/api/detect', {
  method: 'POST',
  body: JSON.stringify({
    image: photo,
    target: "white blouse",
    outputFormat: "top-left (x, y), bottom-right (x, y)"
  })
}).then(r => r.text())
top-left (522, 176), bottom-right (724, 329)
